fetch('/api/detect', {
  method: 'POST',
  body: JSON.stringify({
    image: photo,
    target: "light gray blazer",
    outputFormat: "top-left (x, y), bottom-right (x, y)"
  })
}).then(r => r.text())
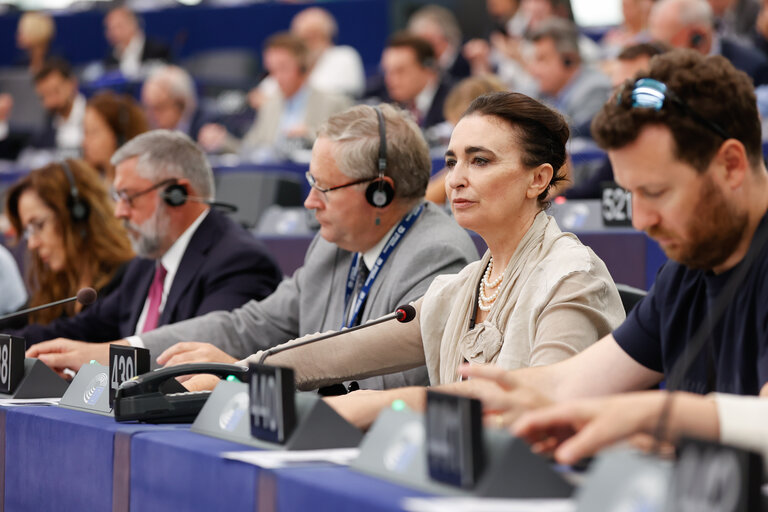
top-left (139, 202), bottom-right (479, 390)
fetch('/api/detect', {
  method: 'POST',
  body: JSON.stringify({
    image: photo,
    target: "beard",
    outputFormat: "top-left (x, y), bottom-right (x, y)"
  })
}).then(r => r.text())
top-left (646, 174), bottom-right (747, 270)
top-left (123, 202), bottom-right (171, 259)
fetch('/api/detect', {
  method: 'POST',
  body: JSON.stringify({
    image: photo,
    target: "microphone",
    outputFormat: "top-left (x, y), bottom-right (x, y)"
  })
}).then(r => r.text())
top-left (258, 304), bottom-right (417, 365)
top-left (0, 287), bottom-right (97, 323)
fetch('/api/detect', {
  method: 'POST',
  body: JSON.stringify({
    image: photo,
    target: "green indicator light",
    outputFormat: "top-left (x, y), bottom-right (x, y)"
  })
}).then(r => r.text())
top-left (89, 360), bottom-right (97, 365)
top-left (391, 399), bottom-right (407, 411)
top-left (226, 375), bottom-right (241, 383)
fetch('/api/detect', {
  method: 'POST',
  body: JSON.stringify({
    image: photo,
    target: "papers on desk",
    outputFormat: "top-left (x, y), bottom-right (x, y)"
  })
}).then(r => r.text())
top-left (0, 398), bottom-right (60, 406)
top-left (403, 497), bottom-right (575, 512)
top-left (223, 448), bottom-right (360, 468)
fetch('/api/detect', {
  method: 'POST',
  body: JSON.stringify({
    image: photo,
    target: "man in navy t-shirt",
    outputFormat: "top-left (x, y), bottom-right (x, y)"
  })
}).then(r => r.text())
top-left (456, 49), bottom-right (768, 419)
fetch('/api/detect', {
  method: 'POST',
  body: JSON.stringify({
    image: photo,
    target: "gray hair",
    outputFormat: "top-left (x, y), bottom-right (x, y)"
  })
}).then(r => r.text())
top-left (111, 129), bottom-right (215, 200)
top-left (317, 104), bottom-right (430, 201)
top-left (670, 0), bottom-right (714, 27)
top-left (144, 65), bottom-right (197, 121)
top-left (528, 17), bottom-right (581, 62)
top-left (408, 5), bottom-right (463, 49)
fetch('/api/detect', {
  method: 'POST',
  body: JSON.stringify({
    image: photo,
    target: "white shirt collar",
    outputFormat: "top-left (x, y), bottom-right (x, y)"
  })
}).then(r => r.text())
top-left (54, 93), bottom-right (86, 150)
top-left (360, 222), bottom-right (398, 270)
top-left (415, 77), bottom-right (438, 118)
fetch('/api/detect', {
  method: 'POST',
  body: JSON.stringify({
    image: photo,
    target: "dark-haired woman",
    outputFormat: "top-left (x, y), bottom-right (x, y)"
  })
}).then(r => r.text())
top-left (3, 159), bottom-right (133, 327)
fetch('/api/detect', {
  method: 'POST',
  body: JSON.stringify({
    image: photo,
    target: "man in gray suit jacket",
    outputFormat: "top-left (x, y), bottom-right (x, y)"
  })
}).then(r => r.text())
top-left (33, 103), bottom-right (479, 391)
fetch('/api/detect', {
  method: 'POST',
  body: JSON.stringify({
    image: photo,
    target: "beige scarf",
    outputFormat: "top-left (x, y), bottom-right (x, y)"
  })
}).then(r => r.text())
top-left (428, 211), bottom-right (568, 384)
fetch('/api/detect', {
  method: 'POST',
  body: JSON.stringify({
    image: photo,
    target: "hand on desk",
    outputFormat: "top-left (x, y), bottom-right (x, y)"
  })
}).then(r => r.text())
top-left (156, 342), bottom-right (237, 367)
top-left (26, 339), bottom-right (114, 378)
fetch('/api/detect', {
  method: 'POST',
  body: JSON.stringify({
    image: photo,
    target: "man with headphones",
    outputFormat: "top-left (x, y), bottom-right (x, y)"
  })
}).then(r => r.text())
top-left (376, 32), bottom-right (454, 132)
top-left (526, 18), bottom-right (612, 138)
top-left (32, 106), bottom-right (479, 392)
top-left (198, 32), bottom-right (351, 159)
top-left (22, 130), bottom-right (282, 354)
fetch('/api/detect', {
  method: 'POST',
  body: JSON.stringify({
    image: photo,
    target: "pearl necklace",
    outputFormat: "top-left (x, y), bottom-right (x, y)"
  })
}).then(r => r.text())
top-left (478, 257), bottom-right (504, 312)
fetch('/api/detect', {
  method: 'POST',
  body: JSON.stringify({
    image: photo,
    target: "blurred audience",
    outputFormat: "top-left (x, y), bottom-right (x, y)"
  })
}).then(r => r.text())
top-left (0, 245), bottom-right (27, 316)
top-left (31, 58), bottom-right (85, 153)
top-left (3, 160), bottom-right (134, 327)
top-left (527, 18), bottom-right (611, 138)
top-left (141, 65), bottom-right (203, 140)
top-left (408, 5), bottom-right (471, 82)
top-left (199, 33), bottom-right (350, 161)
top-left (649, 0), bottom-right (768, 85)
top-left (375, 32), bottom-right (454, 132)
top-left (83, 91), bottom-right (150, 183)
top-left (16, 11), bottom-right (56, 74)
top-left (600, 0), bottom-right (655, 57)
top-left (708, 0), bottom-right (761, 43)
top-left (103, 6), bottom-right (171, 79)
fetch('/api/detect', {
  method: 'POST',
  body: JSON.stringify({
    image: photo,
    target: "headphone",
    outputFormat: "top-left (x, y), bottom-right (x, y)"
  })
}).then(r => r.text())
top-left (61, 160), bottom-right (90, 223)
top-left (162, 180), bottom-right (238, 213)
top-left (690, 31), bottom-right (706, 49)
top-left (562, 54), bottom-right (575, 68)
top-left (365, 106), bottom-right (396, 209)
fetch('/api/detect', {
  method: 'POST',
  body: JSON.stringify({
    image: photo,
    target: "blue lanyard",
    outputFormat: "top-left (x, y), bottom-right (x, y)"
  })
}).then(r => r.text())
top-left (342, 203), bottom-right (425, 328)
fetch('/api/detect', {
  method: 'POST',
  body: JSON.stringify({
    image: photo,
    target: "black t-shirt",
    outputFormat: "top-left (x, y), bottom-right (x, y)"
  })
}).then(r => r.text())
top-left (613, 213), bottom-right (768, 395)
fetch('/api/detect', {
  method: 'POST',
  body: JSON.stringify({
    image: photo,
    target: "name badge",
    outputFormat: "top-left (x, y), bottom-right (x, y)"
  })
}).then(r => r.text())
top-left (249, 363), bottom-right (296, 444)
top-left (109, 345), bottom-right (150, 407)
top-left (425, 390), bottom-right (485, 488)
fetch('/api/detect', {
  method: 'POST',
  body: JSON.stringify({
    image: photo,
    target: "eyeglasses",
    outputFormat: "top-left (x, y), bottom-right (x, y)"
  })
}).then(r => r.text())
top-left (111, 178), bottom-right (177, 208)
top-left (305, 171), bottom-right (374, 201)
top-left (622, 78), bottom-right (732, 140)
top-left (22, 216), bottom-right (53, 239)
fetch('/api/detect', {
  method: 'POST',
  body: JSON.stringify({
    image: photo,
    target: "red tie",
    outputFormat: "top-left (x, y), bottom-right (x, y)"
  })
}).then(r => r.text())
top-left (142, 263), bottom-right (167, 333)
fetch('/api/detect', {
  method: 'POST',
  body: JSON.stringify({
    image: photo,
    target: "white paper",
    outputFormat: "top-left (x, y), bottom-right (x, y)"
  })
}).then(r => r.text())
top-left (0, 398), bottom-right (60, 406)
top-left (402, 497), bottom-right (576, 512)
top-left (223, 448), bottom-right (360, 468)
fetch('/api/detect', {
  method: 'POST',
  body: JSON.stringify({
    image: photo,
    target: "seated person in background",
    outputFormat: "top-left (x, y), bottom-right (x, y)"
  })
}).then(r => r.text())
top-left (526, 18), bottom-right (612, 138)
top-left (83, 90), bottom-right (149, 184)
top-left (198, 33), bottom-right (351, 161)
top-left (565, 41), bottom-right (670, 200)
top-left (513, 387), bottom-right (768, 468)
top-left (30, 105), bottom-right (479, 390)
top-left (456, 50), bottom-right (768, 428)
top-left (15, 11), bottom-right (56, 74)
top-left (424, 74), bottom-right (507, 205)
top-left (407, 5), bottom-right (471, 83)
top-left (373, 32), bottom-right (455, 132)
top-left (141, 65), bottom-right (203, 140)
top-left (103, 6), bottom-right (171, 79)
top-left (17, 131), bottom-right (282, 352)
top-left (2, 160), bottom-right (134, 329)
top-left (187, 92), bottom-right (626, 429)
top-left (0, 244), bottom-right (27, 316)
top-left (600, 0), bottom-right (654, 58)
top-left (649, 0), bottom-right (768, 86)
top-left (256, 7), bottom-right (365, 100)
top-left (31, 58), bottom-right (86, 153)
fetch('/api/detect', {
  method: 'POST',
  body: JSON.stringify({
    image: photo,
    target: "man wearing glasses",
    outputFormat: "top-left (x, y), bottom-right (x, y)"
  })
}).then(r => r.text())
top-left (447, 49), bottom-right (768, 437)
top-left (28, 105), bottom-right (478, 392)
top-left (22, 130), bottom-right (282, 363)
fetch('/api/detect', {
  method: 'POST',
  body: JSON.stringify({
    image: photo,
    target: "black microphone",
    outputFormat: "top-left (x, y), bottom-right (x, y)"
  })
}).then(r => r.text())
top-left (0, 287), bottom-right (98, 323)
top-left (258, 304), bottom-right (417, 365)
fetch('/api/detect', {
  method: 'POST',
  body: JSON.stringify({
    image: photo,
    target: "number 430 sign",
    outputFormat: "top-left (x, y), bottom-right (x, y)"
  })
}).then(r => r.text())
top-left (109, 345), bottom-right (149, 407)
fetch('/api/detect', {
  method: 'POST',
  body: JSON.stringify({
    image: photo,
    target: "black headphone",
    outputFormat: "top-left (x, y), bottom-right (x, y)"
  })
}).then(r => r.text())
top-left (162, 180), bottom-right (238, 213)
top-left (562, 54), bottom-right (575, 68)
top-left (690, 31), bottom-right (705, 49)
top-left (364, 106), bottom-right (395, 209)
top-left (61, 160), bottom-right (90, 223)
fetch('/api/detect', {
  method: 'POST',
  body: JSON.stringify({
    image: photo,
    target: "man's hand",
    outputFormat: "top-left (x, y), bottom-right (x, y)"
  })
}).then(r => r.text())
top-left (182, 373), bottom-right (222, 392)
top-left (197, 123), bottom-right (228, 152)
top-left (156, 342), bottom-right (237, 367)
top-left (26, 339), bottom-right (113, 378)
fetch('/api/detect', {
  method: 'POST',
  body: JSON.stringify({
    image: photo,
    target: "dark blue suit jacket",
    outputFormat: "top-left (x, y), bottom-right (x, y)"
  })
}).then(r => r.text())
top-left (720, 37), bottom-right (768, 86)
top-left (15, 210), bottom-right (282, 345)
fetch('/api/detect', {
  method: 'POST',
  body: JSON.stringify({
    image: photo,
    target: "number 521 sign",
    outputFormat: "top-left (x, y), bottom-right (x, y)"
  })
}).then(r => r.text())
top-left (109, 345), bottom-right (149, 407)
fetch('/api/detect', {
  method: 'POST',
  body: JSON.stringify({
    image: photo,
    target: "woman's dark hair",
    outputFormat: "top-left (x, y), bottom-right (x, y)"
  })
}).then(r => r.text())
top-left (5, 160), bottom-right (134, 324)
top-left (462, 91), bottom-right (570, 207)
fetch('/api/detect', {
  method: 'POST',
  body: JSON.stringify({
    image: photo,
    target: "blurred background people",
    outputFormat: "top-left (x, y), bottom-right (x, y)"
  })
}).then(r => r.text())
top-left (198, 33), bottom-right (350, 161)
top-left (29, 58), bottom-right (85, 155)
top-left (103, 6), bottom-right (171, 79)
top-left (3, 159), bottom-right (134, 327)
top-left (141, 65), bottom-right (203, 139)
top-left (83, 91), bottom-right (149, 184)
top-left (407, 5), bottom-right (471, 82)
top-left (600, 0), bottom-right (655, 57)
top-left (15, 11), bottom-right (56, 74)
top-left (0, 244), bottom-right (27, 316)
